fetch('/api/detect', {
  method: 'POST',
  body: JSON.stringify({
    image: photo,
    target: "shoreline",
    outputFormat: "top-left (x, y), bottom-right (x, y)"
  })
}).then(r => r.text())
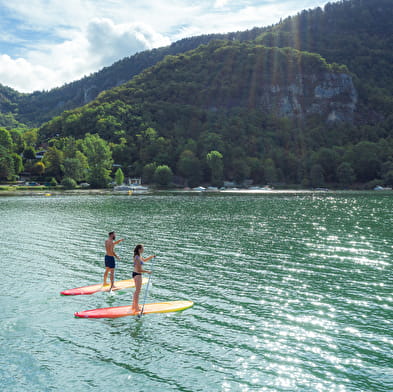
top-left (0, 187), bottom-right (391, 197)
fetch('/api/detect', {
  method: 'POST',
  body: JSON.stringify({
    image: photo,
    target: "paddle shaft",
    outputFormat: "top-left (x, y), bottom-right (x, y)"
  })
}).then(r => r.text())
top-left (138, 256), bottom-right (156, 318)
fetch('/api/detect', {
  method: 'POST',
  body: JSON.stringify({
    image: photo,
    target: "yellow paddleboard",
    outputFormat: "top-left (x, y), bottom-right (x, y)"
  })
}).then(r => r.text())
top-left (74, 300), bottom-right (194, 318)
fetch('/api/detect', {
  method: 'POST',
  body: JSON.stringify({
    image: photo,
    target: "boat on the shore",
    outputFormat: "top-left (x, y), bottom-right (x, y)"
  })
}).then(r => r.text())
top-left (374, 185), bottom-right (392, 191)
top-left (114, 184), bottom-right (149, 193)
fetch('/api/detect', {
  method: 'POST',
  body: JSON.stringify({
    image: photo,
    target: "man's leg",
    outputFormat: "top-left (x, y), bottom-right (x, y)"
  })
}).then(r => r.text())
top-left (103, 267), bottom-right (110, 286)
top-left (109, 268), bottom-right (115, 291)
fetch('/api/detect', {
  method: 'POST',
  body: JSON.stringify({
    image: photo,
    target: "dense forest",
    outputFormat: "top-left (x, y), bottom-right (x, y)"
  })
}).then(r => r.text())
top-left (0, 0), bottom-right (392, 189)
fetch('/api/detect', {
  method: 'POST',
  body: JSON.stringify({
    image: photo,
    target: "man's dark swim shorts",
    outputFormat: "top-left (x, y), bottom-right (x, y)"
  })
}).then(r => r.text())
top-left (105, 255), bottom-right (116, 268)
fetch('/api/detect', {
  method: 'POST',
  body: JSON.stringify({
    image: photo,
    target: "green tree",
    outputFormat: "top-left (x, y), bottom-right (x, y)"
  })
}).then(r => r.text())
top-left (62, 156), bottom-right (87, 182)
top-left (381, 160), bottom-right (393, 185)
top-left (61, 113), bottom-right (87, 138)
top-left (9, 129), bottom-right (26, 154)
top-left (383, 170), bottom-right (393, 186)
top-left (337, 162), bottom-right (355, 186)
top-left (198, 132), bottom-right (225, 158)
top-left (82, 133), bottom-right (113, 188)
top-left (61, 177), bottom-right (77, 189)
top-left (115, 167), bottom-right (125, 185)
top-left (142, 163), bottom-right (157, 183)
top-left (153, 165), bottom-right (173, 187)
top-left (138, 128), bottom-right (172, 166)
top-left (182, 139), bottom-right (198, 154)
top-left (76, 151), bottom-right (88, 179)
top-left (153, 137), bottom-right (172, 165)
top-left (0, 128), bottom-right (13, 151)
top-left (111, 137), bottom-right (135, 170)
top-left (11, 153), bottom-right (24, 175)
top-left (138, 127), bottom-right (158, 163)
top-left (264, 158), bottom-right (278, 184)
top-left (247, 157), bottom-right (265, 184)
top-left (61, 136), bottom-right (79, 158)
top-left (310, 164), bottom-right (325, 187)
top-left (206, 150), bottom-right (223, 187)
top-left (22, 128), bottom-right (38, 147)
top-left (0, 146), bottom-right (14, 180)
top-left (232, 158), bottom-right (250, 184)
top-left (351, 141), bottom-right (381, 182)
top-left (96, 115), bottom-right (123, 140)
top-left (177, 150), bottom-right (202, 187)
top-left (312, 147), bottom-right (339, 182)
top-left (43, 146), bottom-right (64, 180)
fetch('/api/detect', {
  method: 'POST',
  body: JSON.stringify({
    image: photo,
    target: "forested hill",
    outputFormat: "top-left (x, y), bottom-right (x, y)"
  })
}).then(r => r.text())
top-left (0, 28), bottom-right (267, 127)
top-left (37, 37), bottom-right (392, 188)
top-left (2, 0), bottom-right (393, 127)
top-left (40, 42), bottom-right (355, 143)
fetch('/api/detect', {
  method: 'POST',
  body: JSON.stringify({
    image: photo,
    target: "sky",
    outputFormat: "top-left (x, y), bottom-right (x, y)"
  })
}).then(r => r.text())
top-left (0, 0), bottom-right (331, 93)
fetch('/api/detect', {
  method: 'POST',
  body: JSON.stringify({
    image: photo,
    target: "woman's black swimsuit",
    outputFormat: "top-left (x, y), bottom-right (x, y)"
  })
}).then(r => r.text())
top-left (132, 271), bottom-right (142, 278)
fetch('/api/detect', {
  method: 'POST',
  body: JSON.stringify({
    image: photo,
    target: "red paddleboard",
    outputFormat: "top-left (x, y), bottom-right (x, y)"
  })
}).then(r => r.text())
top-left (61, 278), bottom-right (148, 296)
top-left (74, 300), bottom-right (194, 318)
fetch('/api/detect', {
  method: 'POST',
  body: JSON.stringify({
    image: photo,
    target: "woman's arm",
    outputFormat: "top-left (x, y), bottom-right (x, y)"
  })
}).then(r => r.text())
top-left (141, 255), bottom-right (156, 262)
top-left (135, 256), bottom-right (152, 274)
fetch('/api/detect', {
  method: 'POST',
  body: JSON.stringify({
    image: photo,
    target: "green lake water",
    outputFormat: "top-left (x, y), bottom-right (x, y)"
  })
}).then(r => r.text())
top-left (0, 191), bottom-right (392, 392)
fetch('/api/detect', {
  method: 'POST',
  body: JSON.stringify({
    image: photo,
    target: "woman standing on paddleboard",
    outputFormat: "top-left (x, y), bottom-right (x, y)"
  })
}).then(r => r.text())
top-left (132, 244), bottom-right (155, 313)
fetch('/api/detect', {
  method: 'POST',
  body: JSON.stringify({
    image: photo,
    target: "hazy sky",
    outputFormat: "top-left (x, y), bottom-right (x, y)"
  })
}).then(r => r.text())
top-left (0, 0), bottom-right (330, 93)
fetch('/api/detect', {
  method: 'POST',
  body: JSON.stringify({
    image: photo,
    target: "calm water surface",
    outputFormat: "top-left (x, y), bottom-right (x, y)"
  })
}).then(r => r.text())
top-left (0, 192), bottom-right (392, 392)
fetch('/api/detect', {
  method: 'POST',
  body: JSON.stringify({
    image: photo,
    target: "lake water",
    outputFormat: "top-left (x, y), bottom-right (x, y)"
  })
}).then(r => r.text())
top-left (0, 191), bottom-right (392, 392)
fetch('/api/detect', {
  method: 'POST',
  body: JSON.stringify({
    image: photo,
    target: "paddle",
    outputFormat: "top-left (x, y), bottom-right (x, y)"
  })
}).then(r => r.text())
top-left (138, 255), bottom-right (156, 319)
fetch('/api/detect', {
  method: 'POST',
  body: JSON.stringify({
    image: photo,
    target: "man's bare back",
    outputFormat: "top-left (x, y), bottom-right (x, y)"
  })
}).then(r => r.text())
top-left (105, 238), bottom-right (116, 257)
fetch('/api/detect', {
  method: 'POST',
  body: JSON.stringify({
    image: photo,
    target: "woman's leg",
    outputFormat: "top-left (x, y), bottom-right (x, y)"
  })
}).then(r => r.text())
top-left (132, 275), bottom-right (142, 312)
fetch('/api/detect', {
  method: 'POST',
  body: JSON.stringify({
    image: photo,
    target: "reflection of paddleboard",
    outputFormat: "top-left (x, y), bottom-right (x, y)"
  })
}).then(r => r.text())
top-left (74, 300), bottom-right (194, 318)
top-left (60, 278), bottom-right (148, 296)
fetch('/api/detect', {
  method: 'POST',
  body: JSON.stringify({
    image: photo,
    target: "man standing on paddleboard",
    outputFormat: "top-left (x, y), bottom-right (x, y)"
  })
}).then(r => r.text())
top-left (103, 231), bottom-right (124, 291)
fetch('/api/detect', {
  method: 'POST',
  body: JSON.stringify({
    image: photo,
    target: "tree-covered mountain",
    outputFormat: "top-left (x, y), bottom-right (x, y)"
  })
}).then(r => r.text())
top-left (1, 0), bottom-right (393, 188)
top-left (1, 0), bottom-right (392, 128)
top-left (41, 41), bottom-right (356, 138)
top-left (0, 28), bottom-right (268, 127)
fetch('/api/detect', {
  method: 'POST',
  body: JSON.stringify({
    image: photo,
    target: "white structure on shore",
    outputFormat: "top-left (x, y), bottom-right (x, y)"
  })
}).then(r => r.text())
top-left (114, 178), bottom-right (149, 193)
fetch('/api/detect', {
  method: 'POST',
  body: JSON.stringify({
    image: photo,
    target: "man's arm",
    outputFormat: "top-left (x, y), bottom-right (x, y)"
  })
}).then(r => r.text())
top-left (114, 238), bottom-right (124, 245)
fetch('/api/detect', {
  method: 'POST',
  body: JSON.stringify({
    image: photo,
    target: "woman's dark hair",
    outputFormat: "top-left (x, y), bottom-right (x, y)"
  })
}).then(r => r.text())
top-left (134, 244), bottom-right (143, 257)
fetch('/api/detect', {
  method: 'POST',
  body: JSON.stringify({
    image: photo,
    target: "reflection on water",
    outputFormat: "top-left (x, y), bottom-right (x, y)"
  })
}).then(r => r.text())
top-left (0, 192), bottom-right (392, 392)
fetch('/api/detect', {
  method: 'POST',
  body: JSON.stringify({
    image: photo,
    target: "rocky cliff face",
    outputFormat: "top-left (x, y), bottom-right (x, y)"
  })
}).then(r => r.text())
top-left (259, 72), bottom-right (357, 122)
